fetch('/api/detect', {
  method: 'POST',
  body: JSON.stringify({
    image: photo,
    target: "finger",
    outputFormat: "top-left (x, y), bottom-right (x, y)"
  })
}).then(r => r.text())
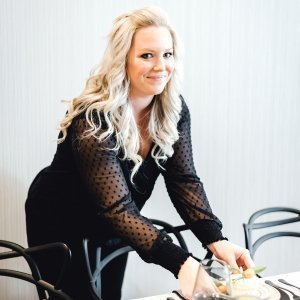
top-left (239, 251), bottom-right (255, 269)
top-left (240, 250), bottom-right (255, 268)
top-left (226, 257), bottom-right (239, 270)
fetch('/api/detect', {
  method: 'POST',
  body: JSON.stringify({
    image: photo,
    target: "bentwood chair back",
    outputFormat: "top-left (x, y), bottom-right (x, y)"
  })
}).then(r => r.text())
top-left (83, 219), bottom-right (213, 300)
top-left (243, 206), bottom-right (300, 258)
top-left (0, 240), bottom-right (72, 300)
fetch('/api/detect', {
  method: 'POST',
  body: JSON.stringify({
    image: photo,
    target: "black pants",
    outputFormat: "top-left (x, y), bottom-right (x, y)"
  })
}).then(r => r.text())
top-left (100, 243), bottom-right (128, 300)
top-left (31, 240), bottom-right (128, 300)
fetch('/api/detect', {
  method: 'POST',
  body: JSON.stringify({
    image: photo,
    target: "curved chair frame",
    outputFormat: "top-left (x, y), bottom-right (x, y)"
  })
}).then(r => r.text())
top-left (83, 219), bottom-right (213, 300)
top-left (243, 206), bottom-right (300, 258)
top-left (0, 240), bottom-right (72, 300)
top-left (0, 269), bottom-right (72, 300)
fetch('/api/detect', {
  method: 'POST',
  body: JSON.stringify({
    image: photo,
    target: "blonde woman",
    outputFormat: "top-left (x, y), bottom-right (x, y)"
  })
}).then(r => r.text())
top-left (25, 6), bottom-right (254, 300)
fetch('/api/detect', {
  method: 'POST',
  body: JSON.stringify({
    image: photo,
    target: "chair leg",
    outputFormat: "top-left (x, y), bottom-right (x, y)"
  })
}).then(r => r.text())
top-left (95, 246), bottom-right (101, 297)
top-left (82, 238), bottom-right (102, 300)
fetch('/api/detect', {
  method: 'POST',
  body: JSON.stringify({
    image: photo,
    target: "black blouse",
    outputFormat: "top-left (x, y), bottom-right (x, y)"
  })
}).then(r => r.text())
top-left (25, 97), bottom-right (224, 277)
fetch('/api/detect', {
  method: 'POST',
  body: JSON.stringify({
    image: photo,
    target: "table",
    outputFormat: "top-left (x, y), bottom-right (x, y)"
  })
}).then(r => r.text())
top-left (131, 271), bottom-right (300, 300)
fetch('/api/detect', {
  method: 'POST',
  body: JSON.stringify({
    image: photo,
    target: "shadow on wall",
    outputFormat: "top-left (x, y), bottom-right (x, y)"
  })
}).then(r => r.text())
top-left (0, 168), bottom-right (40, 299)
top-left (0, 167), bottom-right (29, 245)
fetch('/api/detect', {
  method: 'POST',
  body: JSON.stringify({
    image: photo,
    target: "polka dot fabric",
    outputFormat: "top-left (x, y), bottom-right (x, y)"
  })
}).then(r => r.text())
top-left (69, 98), bottom-right (225, 268)
top-left (162, 100), bottom-right (224, 246)
top-left (26, 97), bottom-right (224, 277)
top-left (71, 117), bottom-right (161, 252)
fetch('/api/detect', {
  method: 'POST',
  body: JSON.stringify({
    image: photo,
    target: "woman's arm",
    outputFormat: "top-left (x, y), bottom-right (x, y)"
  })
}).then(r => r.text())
top-left (162, 97), bottom-right (225, 247)
top-left (70, 115), bottom-right (190, 276)
top-left (162, 98), bottom-right (254, 298)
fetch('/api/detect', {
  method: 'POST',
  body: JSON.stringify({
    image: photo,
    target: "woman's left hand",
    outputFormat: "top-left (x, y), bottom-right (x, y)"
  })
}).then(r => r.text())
top-left (207, 239), bottom-right (255, 270)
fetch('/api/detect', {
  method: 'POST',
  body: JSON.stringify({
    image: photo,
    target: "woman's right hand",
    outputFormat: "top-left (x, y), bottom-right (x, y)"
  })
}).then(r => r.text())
top-left (178, 256), bottom-right (218, 299)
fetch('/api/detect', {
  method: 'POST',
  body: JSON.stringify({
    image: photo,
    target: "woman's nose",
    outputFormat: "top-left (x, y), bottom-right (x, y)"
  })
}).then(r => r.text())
top-left (152, 63), bottom-right (165, 71)
top-left (153, 58), bottom-right (165, 71)
top-left (153, 65), bottom-right (162, 71)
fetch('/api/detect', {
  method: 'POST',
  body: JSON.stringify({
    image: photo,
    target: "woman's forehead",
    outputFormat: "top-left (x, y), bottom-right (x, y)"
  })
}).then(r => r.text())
top-left (131, 26), bottom-right (173, 51)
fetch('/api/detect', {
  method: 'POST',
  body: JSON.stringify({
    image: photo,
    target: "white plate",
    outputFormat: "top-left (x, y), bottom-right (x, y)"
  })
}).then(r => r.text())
top-left (236, 283), bottom-right (280, 300)
top-left (157, 285), bottom-right (281, 300)
top-left (230, 283), bottom-right (281, 300)
top-left (263, 284), bottom-right (281, 300)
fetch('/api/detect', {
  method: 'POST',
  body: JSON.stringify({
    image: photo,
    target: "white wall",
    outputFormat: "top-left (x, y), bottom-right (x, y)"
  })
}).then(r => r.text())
top-left (1, 0), bottom-right (300, 299)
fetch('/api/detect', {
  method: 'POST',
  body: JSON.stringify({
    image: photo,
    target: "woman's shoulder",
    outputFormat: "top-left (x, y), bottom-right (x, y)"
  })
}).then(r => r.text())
top-left (178, 95), bottom-right (190, 121)
top-left (72, 109), bottom-right (108, 129)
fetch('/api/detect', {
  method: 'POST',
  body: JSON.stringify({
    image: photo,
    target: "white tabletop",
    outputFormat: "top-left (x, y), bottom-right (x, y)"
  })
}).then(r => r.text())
top-left (131, 271), bottom-right (300, 300)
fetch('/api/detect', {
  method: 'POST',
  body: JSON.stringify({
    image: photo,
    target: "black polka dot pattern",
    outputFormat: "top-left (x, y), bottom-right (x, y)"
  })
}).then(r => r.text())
top-left (71, 117), bottom-right (161, 252)
top-left (72, 101), bottom-right (222, 253)
top-left (162, 101), bottom-right (221, 221)
top-left (26, 98), bottom-right (224, 277)
top-left (162, 99), bottom-right (224, 246)
top-left (64, 98), bottom-right (223, 273)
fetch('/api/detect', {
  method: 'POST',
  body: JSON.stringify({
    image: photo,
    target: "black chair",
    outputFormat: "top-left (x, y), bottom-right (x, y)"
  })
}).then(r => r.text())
top-left (83, 219), bottom-right (213, 300)
top-left (0, 240), bottom-right (73, 300)
top-left (243, 206), bottom-right (300, 258)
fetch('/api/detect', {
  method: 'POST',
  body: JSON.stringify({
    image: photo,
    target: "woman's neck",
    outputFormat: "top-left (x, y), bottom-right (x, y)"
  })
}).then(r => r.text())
top-left (129, 97), bottom-right (153, 159)
top-left (128, 95), bottom-right (154, 121)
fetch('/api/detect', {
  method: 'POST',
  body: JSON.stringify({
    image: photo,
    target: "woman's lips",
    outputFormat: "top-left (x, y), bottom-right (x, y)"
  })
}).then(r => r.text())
top-left (146, 75), bottom-right (167, 80)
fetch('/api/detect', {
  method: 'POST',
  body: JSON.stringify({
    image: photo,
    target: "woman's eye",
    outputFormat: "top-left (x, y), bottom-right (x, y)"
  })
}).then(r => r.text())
top-left (164, 52), bottom-right (173, 58)
top-left (141, 53), bottom-right (153, 59)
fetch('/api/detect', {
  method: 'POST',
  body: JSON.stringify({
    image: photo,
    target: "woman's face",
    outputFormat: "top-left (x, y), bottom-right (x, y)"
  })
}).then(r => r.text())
top-left (127, 26), bottom-right (174, 102)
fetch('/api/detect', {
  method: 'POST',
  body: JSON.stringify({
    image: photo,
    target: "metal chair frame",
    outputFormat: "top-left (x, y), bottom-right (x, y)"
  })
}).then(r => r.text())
top-left (243, 206), bottom-right (300, 258)
top-left (0, 240), bottom-right (72, 300)
top-left (83, 219), bottom-right (213, 300)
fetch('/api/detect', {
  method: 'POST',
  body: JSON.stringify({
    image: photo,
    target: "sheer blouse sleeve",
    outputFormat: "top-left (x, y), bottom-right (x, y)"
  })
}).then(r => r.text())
top-left (162, 98), bottom-right (225, 248)
top-left (70, 115), bottom-right (189, 277)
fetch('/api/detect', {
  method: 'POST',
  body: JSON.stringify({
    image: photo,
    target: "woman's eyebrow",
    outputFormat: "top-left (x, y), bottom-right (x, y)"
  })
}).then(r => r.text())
top-left (137, 47), bottom-right (173, 52)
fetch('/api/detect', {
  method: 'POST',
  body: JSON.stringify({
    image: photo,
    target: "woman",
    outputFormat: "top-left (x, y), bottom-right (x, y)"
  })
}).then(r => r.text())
top-left (25, 6), bottom-right (254, 300)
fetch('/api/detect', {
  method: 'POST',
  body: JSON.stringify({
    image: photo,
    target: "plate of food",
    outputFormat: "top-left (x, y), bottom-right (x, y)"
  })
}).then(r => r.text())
top-left (229, 280), bottom-right (280, 299)
top-left (192, 261), bottom-right (281, 300)
top-left (227, 266), bottom-right (280, 300)
top-left (260, 283), bottom-right (281, 300)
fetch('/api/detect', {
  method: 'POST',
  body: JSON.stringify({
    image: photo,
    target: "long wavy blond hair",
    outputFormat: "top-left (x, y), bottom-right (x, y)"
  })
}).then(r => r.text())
top-left (58, 6), bottom-right (183, 180)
